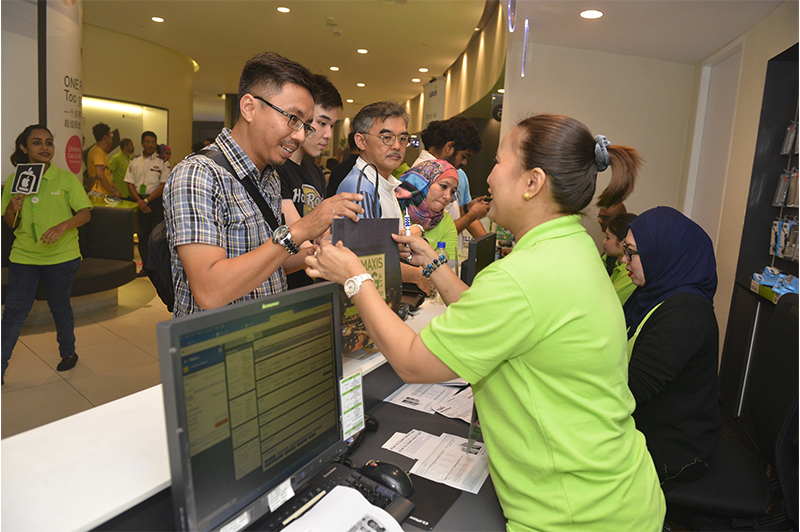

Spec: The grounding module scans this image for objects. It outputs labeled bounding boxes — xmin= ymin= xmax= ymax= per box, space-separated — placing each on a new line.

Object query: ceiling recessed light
xmin=357 ymin=83 xmax=365 ymax=87
xmin=411 ymin=78 xmax=420 ymax=83
xmin=357 ymin=49 xmax=368 ymax=54
xmin=151 ymin=16 xmax=164 ymax=23
xmin=498 ymin=88 xmax=505 ymax=93
xmin=277 ymin=7 xmax=290 ymax=13
xmin=346 ymin=99 xmax=354 ymax=103
xmin=580 ymin=10 xmax=603 ymax=19
xmin=330 ymin=66 xmax=339 ymax=71
xmin=419 ymin=68 xmax=428 ymax=73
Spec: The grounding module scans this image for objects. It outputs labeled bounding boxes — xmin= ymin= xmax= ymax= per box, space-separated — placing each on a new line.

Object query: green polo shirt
xmin=423 ymin=213 xmax=459 ymax=263
xmin=610 ymin=258 xmax=636 ymax=304
xmin=421 ymin=215 xmax=664 ymax=532
xmin=108 ymin=150 xmax=132 ymax=195
xmin=2 ymin=165 xmax=92 ymax=265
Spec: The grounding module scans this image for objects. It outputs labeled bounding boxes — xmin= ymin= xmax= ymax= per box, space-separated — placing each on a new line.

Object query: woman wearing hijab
xmin=620 ymin=206 xmax=720 ymax=486
xmin=396 ymin=159 xmax=460 ymax=261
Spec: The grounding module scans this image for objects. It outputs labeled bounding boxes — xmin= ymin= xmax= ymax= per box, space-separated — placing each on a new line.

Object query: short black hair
xmin=420 ymin=120 xmax=444 ymax=150
xmin=312 ymin=74 xmax=342 ymax=110
xmin=119 ymin=138 xmax=134 ymax=150
xmin=606 ymin=213 xmax=638 ymax=241
xmin=141 ymin=131 xmax=157 ymax=142
xmin=431 ymin=117 xmax=481 ymax=153
xmin=92 ymin=123 xmax=111 ymax=142
xmin=238 ymin=52 xmax=315 ymax=102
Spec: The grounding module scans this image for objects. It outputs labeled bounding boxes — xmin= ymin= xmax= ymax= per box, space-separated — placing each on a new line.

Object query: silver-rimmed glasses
xmin=362 ymin=132 xmax=412 ymax=147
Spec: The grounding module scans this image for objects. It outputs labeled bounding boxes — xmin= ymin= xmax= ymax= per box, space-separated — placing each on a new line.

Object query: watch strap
xmin=274 ymin=226 xmax=300 ymax=255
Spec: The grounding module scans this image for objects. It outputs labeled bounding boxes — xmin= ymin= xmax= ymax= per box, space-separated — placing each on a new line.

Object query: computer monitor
xmin=158 ymin=282 xmax=347 ymax=532
xmin=460 ymin=232 xmax=497 ymax=286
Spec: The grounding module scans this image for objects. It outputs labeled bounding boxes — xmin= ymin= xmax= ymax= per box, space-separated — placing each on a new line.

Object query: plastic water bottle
xmin=438 ymin=241 xmax=459 ymax=277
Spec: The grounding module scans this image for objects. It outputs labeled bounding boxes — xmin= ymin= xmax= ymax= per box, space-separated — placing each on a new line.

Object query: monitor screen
xmin=158 ymin=282 xmax=347 ymax=532
xmin=460 ymin=232 xmax=497 ymax=286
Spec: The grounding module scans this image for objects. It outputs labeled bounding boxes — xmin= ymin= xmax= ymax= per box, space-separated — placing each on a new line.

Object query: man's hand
xmin=294 ymin=192 xmax=363 ymax=243
xmin=465 ymin=196 xmax=490 ymax=219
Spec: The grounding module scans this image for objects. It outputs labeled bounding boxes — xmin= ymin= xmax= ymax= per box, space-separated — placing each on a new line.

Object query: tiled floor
xmin=1 ymin=277 xmax=172 ymax=439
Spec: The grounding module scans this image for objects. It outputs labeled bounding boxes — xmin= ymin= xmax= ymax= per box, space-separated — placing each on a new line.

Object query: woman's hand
xmin=305 ymin=239 xmax=365 ymax=285
xmin=40 ymin=222 xmax=67 ymax=245
xmin=393 ymin=232 xmax=437 ymax=268
xmin=6 ymin=195 xmax=24 ymax=215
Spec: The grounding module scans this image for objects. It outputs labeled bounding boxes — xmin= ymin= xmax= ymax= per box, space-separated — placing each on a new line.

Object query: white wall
xmin=82 ymin=25 xmax=194 ymax=163
xmin=2 ymin=0 xmax=40 ymax=183
xmin=502 ymin=41 xmax=696 ymax=244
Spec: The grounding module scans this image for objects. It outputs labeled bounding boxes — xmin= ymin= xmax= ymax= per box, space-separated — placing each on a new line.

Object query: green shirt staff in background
xmin=108 ymin=138 xmax=134 ymax=198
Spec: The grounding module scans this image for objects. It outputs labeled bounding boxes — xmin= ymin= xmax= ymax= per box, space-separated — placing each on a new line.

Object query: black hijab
xmin=623 ymin=206 xmax=717 ymax=338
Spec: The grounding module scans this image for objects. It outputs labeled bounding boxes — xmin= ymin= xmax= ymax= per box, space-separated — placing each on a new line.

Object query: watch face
xmin=344 ymin=278 xmax=357 ymax=297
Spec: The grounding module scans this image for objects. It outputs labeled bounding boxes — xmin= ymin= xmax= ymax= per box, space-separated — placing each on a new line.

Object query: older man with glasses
xmin=336 ymin=101 xmax=430 ymax=293
xmin=163 ymin=52 xmax=363 ymax=316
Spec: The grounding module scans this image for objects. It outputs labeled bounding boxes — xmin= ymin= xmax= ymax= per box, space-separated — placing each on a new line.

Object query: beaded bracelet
xmin=421 ymin=254 xmax=447 ymax=278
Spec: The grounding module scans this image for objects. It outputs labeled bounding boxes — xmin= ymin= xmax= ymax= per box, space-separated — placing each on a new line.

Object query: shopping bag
xmin=332 ymin=164 xmax=402 ymax=353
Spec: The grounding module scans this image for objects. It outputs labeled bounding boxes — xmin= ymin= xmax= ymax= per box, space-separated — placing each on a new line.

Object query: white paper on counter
xmin=431 ymin=386 xmax=473 ymax=423
xmin=384 ymin=383 xmax=458 ymax=413
xmin=381 ymin=429 xmax=442 ymax=460
xmin=409 ymin=433 xmax=489 ymax=494
xmin=282 ymin=485 xmax=403 ymax=532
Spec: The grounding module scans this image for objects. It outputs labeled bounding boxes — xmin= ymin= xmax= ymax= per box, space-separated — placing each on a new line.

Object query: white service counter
xmin=1 ymin=301 xmax=445 ymax=532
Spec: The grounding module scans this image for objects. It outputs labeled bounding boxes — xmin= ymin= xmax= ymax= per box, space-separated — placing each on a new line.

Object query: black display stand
xmin=718 ymin=43 xmax=799 ymax=448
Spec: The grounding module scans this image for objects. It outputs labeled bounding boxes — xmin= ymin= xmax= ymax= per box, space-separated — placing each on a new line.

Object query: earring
xmin=523 ymin=192 xmax=531 ymax=201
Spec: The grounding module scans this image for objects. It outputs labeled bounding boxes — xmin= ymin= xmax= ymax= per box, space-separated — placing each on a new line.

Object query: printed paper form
xmin=382 ymin=429 xmax=442 ymax=460
xmin=384 ymin=383 xmax=460 ymax=413
xmin=340 ymin=371 xmax=365 ymax=440
xmin=409 ymin=433 xmax=489 ymax=494
xmin=431 ymin=387 xmax=473 ymax=423
xmin=281 ymin=485 xmax=403 ymax=532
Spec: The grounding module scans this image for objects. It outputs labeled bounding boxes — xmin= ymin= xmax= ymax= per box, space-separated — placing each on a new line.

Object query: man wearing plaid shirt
xmin=163 ymin=52 xmax=363 ymax=316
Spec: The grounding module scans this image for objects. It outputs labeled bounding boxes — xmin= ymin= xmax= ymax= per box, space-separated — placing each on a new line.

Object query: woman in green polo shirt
xmin=603 ymin=212 xmax=638 ymax=305
xmin=307 ymin=114 xmax=665 ymax=531
xmin=2 ymin=125 xmax=92 ymax=382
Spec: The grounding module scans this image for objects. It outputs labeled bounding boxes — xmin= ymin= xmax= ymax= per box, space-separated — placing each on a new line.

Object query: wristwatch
xmin=272 ymin=225 xmax=300 ymax=255
xmin=344 ymin=273 xmax=373 ymax=298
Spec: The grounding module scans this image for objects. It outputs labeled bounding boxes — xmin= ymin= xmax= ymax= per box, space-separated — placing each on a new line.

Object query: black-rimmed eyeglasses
xmin=253 ymin=96 xmax=316 ymax=138
xmin=362 ymin=132 xmax=412 ymax=147
xmin=622 ymin=243 xmax=639 ymax=261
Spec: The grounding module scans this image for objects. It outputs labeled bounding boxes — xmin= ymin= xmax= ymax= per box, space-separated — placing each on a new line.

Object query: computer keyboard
xmin=254 ymin=463 xmax=415 ymax=531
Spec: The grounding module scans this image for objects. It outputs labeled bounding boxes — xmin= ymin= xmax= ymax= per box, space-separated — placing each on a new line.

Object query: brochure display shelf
xmin=718 ymin=43 xmax=798 ymax=443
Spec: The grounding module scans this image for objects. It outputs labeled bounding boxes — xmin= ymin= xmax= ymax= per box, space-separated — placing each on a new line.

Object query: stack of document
xmin=382 ymin=430 xmax=489 ymax=494
xmin=384 ymin=383 xmax=472 ymax=423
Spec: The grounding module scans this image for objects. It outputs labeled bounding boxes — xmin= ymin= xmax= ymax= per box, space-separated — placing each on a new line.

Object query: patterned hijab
xmin=396 ymin=159 xmax=458 ymax=231
xmin=622 ymin=206 xmax=717 ymax=338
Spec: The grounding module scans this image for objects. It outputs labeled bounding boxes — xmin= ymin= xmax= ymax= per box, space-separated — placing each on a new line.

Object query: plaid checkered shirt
xmin=163 ymin=128 xmax=287 ymax=317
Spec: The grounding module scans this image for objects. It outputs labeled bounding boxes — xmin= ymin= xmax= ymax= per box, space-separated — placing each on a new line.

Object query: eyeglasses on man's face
xmin=253 ymin=95 xmax=316 ymax=138
xmin=622 ymin=243 xmax=639 ymax=261
xmin=362 ymin=132 xmax=412 ymax=148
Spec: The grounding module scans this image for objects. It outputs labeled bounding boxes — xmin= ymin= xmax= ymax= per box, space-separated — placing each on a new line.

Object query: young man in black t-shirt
xmin=277 ymin=74 xmax=342 ymax=289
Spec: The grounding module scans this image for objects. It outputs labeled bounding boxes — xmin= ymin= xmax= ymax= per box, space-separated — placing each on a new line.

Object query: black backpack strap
xmin=198 ymin=149 xmax=281 ymax=230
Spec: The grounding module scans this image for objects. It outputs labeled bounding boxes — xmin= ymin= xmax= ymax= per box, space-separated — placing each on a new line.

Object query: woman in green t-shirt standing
xmin=307 ymin=114 xmax=665 ymax=531
xmin=2 ymin=125 xmax=92 ymax=382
